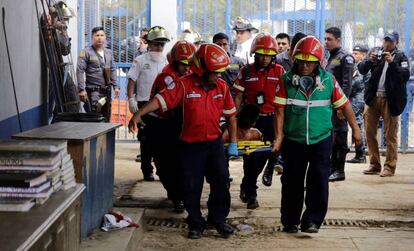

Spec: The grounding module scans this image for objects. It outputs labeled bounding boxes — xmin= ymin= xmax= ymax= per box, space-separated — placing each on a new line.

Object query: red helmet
xmin=250 ymin=33 xmax=278 ymax=56
xmin=190 ymin=43 xmax=230 ymax=76
xmin=293 ymin=36 xmax=324 ymax=62
xmin=167 ymin=41 xmax=196 ymax=64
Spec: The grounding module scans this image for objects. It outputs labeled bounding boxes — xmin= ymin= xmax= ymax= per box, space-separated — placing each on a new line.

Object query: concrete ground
xmin=113 ymin=142 xmax=414 ymax=251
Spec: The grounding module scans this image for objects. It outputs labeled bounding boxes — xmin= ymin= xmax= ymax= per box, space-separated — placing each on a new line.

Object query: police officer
xmin=232 ymin=16 xmax=259 ymax=64
xmin=273 ymin=36 xmax=361 ymax=234
xmin=347 ymin=44 xmax=370 ymax=163
xmin=129 ymin=43 xmax=238 ymax=239
xmin=148 ymin=40 xmax=196 ymax=213
xmin=324 ymin=27 xmax=355 ymax=182
xmin=213 ymin=32 xmax=244 ymax=96
xmin=127 ymin=26 xmax=171 ymax=181
xmin=77 ymin=26 xmax=120 ymax=121
xmin=234 ymin=33 xmax=285 ymax=208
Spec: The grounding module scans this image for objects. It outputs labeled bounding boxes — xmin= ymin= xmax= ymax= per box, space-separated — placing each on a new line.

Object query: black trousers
xmin=355 ymin=122 xmax=366 ymax=153
xmin=240 ymin=115 xmax=274 ymax=198
xmin=331 ymin=130 xmax=349 ymax=172
xmin=138 ymin=101 xmax=154 ymax=175
xmin=281 ymin=136 xmax=332 ymax=228
xmin=150 ymin=116 xmax=182 ymax=202
xmin=86 ymin=89 xmax=111 ymax=122
xmin=241 ymin=152 xmax=268 ymax=198
xmin=178 ymin=139 xmax=230 ymax=231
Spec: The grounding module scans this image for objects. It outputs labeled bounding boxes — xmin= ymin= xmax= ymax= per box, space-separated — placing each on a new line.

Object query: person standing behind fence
xmin=213 ymin=32 xmax=244 ymax=95
xmin=346 ymin=44 xmax=370 ymax=164
xmin=275 ymin=32 xmax=306 ymax=72
xmin=232 ymin=16 xmax=258 ymax=64
xmin=275 ymin=33 xmax=290 ymax=54
xmin=134 ymin=27 xmax=149 ymax=58
xmin=358 ymin=31 xmax=410 ymax=177
xmin=127 ymin=26 xmax=171 ymax=181
xmin=77 ymin=26 xmax=120 ymax=121
xmin=324 ymin=27 xmax=355 ymax=182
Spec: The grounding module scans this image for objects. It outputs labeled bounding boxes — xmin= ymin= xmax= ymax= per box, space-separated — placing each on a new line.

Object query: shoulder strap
xmin=90 ymin=46 xmax=105 ymax=70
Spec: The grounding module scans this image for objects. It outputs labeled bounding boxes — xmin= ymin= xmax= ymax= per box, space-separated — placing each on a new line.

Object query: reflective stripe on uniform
xmin=267 ymin=77 xmax=279 ymax=81
xmin=155 ymin=94 xmax=168 ymax=112
xmin=233 ymin=84 xmax=245 ymax=92
xmin=274 ymin=96 xmax=287 ymax=105
xmin=223 ymin=107 xmax=237 ymax=115
xmin=245 ymin=77 xmax=259 ymax=82
xmin=332 ymin=95 xmax=348 ymax=108
xmin=286 ymin=98 xmax=331 ymax=107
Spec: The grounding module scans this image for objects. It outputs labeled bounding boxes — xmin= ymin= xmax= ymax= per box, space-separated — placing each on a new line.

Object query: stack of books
xmin=0 ymin=139 xmax=76 ymax=212
xmin=60 ymin=151 xmax=76 ymax=190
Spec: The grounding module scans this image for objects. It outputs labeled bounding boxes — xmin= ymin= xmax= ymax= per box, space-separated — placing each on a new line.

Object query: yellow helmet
xmin=294 ymin=53 xmax=320 ymax=62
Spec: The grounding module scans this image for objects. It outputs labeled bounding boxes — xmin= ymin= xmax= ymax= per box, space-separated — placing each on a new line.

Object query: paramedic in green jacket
xmin=272 ymin=36 xmax=361 ymax=234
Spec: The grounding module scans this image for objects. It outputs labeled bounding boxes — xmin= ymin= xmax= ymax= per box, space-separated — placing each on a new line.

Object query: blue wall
xmin=0 ymin=104 xmax=48 ymax=139
xmin=0 ymin=1 xmax=49 ymax=138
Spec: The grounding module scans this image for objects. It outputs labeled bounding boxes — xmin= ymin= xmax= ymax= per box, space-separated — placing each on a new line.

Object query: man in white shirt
xmin=127 ymin=26 xmax=171 ymax=181
xmin=232 ymin=17 xmax=258 ymax=64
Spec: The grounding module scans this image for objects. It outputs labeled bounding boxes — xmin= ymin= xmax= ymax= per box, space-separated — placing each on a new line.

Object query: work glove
xmin=227 ymin=142 xmax=238 ymax=157
xmin=128 ymin=94 xmax=138 ymax=113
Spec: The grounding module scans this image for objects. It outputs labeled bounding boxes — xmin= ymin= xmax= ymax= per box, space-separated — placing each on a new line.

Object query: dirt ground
xmin=114 ymin=142 xmax=414 ymax=251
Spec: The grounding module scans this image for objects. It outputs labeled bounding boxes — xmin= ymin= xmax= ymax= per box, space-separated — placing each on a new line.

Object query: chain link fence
xmin=79 ymin=0 xmax=414 ymax=149
xmin=78 ymin=0 xmax=149 ymax=140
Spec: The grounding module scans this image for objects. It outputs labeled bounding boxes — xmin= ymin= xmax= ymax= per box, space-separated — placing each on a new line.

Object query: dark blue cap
xmin=384 ymin=31 xmax=399 ymax=42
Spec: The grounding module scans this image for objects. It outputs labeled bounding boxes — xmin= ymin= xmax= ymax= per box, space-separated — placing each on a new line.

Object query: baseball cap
xmin=384 ymin=31 xmax=399 ymax=42
xmin=353 ymin=44 xmax=368 ymax=52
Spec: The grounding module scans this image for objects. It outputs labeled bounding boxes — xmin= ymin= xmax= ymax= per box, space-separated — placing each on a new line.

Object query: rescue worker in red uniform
xmin=129 ymin=44 xmax=238 ymax=239
xmin=273 ymin=36 xmax=361 ymax=234
xmin=233 ymin=33 xmax=285 ymax=209
xmin=147 ymin=41 xmax=196 ymax=213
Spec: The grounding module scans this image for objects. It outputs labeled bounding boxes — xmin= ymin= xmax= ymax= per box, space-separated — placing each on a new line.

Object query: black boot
xmin=143 ymin=173 xmax=155 ymax=181
xmin=215 ymin=223 xmax=235 ymax=238
xmin=173 ymin=200 xmax=185 ymax=213
xmin=329 ymin=170 xmax=345 ymax=181
xmin=246 ymin=197 xmax=259 ymax=209
xmin=329 ymin=150 xmax=347 ymax=182
xmin=261 ymin=159 xmax=274 ymax=187
xmin=346 ymin=149 xmax=366 ymax=163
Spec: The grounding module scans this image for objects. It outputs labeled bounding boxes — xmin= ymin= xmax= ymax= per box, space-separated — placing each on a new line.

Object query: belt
xmin=86 ymin=86 xmax=108 ymax=92
xmin=259 ymin=112 xmax=274 ymax=116
xmin=376 ymin=92 xmax=386 ymax=97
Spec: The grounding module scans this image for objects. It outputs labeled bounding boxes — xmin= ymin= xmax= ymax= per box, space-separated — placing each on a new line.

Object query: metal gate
xmin=177 ymin=0 xmax=414 ymax=152
xmin=79 ymin=0 xmax=414 ymax=150
xmin=78 ymin=0 xmax=150 ymax=140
